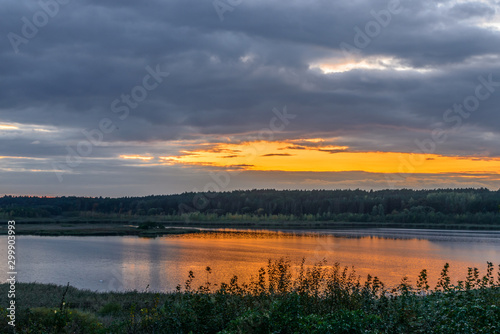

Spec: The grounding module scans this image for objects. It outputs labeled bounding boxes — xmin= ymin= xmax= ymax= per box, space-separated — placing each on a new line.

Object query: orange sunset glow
xmin=2 ymin=0 xmax=500 ymax=197
xmin=4 ymin=1 xmax=500 ymax=331
xmin=158 ymin=140 xmax=500 ymax=175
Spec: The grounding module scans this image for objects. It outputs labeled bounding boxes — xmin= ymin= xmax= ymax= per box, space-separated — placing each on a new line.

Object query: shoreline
xmin=1 ymin=220 xmax=500 ymax=237
xmin=1 ymin=269 xmax=499 ymax=333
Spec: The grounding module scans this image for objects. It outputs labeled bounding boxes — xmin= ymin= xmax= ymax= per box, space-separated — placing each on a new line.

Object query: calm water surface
xmin=2 ymin=228 xmax=500 ymax=292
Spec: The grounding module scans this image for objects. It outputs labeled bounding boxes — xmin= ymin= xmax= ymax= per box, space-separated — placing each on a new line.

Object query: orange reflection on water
xmin=7 ymin=232 xmax=499 ymax=292
xmin=112 ymin=231 xmax=500 ymax=291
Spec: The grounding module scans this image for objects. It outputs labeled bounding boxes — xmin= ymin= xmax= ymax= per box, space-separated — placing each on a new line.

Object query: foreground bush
xmin=1 ymin=259 xmax=500 ymax=333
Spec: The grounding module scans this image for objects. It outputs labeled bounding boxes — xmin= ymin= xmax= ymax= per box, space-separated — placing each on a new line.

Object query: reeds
xmin=1 ymin=259 xmax=499 ymax=333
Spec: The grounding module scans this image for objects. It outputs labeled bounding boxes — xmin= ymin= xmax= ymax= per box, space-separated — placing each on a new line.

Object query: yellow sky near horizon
xmin=146 ymin=140 xmax=500 ymax=175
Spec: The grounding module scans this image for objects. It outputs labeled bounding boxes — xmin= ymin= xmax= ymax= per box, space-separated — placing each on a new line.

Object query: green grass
xmin=0 ymin=222 xmax=202 ymax=237
xmin=2 ymin=219 xmax=500 ymax=238
xmin=1 ymin=259 xmax=500 ymax=333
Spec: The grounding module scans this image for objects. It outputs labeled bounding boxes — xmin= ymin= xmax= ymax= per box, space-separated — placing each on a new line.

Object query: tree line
xmin=1 ymin=188 xmax=500 ymax=225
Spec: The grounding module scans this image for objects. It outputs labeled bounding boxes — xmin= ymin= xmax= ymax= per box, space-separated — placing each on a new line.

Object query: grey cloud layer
xmin=1 ymin=0 xmax=500 ymax=195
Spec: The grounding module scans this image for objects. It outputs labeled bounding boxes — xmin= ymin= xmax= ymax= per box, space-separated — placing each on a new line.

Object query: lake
xmin=2 ymin=228 xmax=500 ymax=292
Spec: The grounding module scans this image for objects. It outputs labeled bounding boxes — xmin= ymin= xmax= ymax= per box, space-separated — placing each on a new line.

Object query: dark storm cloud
xmin=1 ymin=0 xmax=500 ymax=195
xmin=261 ymin=153 xmax=294 ymax=157
xmin=450 ymin=2 xmax=496 ymax=19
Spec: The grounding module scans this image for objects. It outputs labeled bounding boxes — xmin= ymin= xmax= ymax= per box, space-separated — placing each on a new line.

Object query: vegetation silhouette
xmin=2 ymin=258 xmax=500 ymax=333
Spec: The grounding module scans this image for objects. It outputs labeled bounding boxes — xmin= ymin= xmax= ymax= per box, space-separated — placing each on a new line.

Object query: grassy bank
xmin=0 ymin=222 xmax=202 ymax=237
xmin=2 ymin=219 xmax=500 ymax=237
xmin=1 ymin=259 xmax=499 ymax=333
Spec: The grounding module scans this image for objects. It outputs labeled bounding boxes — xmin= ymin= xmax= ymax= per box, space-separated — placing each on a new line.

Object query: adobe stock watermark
xmin=178 ymin=106 xmax=296 ymax=219
xmin=213 ymin=0 xmax=242 ymax=21
xmin=340 ymin=0 xmax=402 ymax=59
xmin=6 ymin=220 xmax=16 ymax=328
xmin=51 ymin=64 xmax=169 ymax=182
xmin=7 ymin=0 xmax=71 ymax=54
xmin=312 ymin=236 xmax=339 ymax=263
xmin=385 ymin=74 xmax=500 ymax=188
xmin=105 ymin=268 xmax=125 ymax=291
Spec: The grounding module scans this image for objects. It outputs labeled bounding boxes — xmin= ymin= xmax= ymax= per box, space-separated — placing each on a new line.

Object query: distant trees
xmin=1 ymin=188 xmax=499 ymax=225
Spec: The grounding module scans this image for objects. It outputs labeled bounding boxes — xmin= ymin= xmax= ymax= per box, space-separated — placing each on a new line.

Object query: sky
xmin=1 ymin=0 xmax=500 ymax=197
